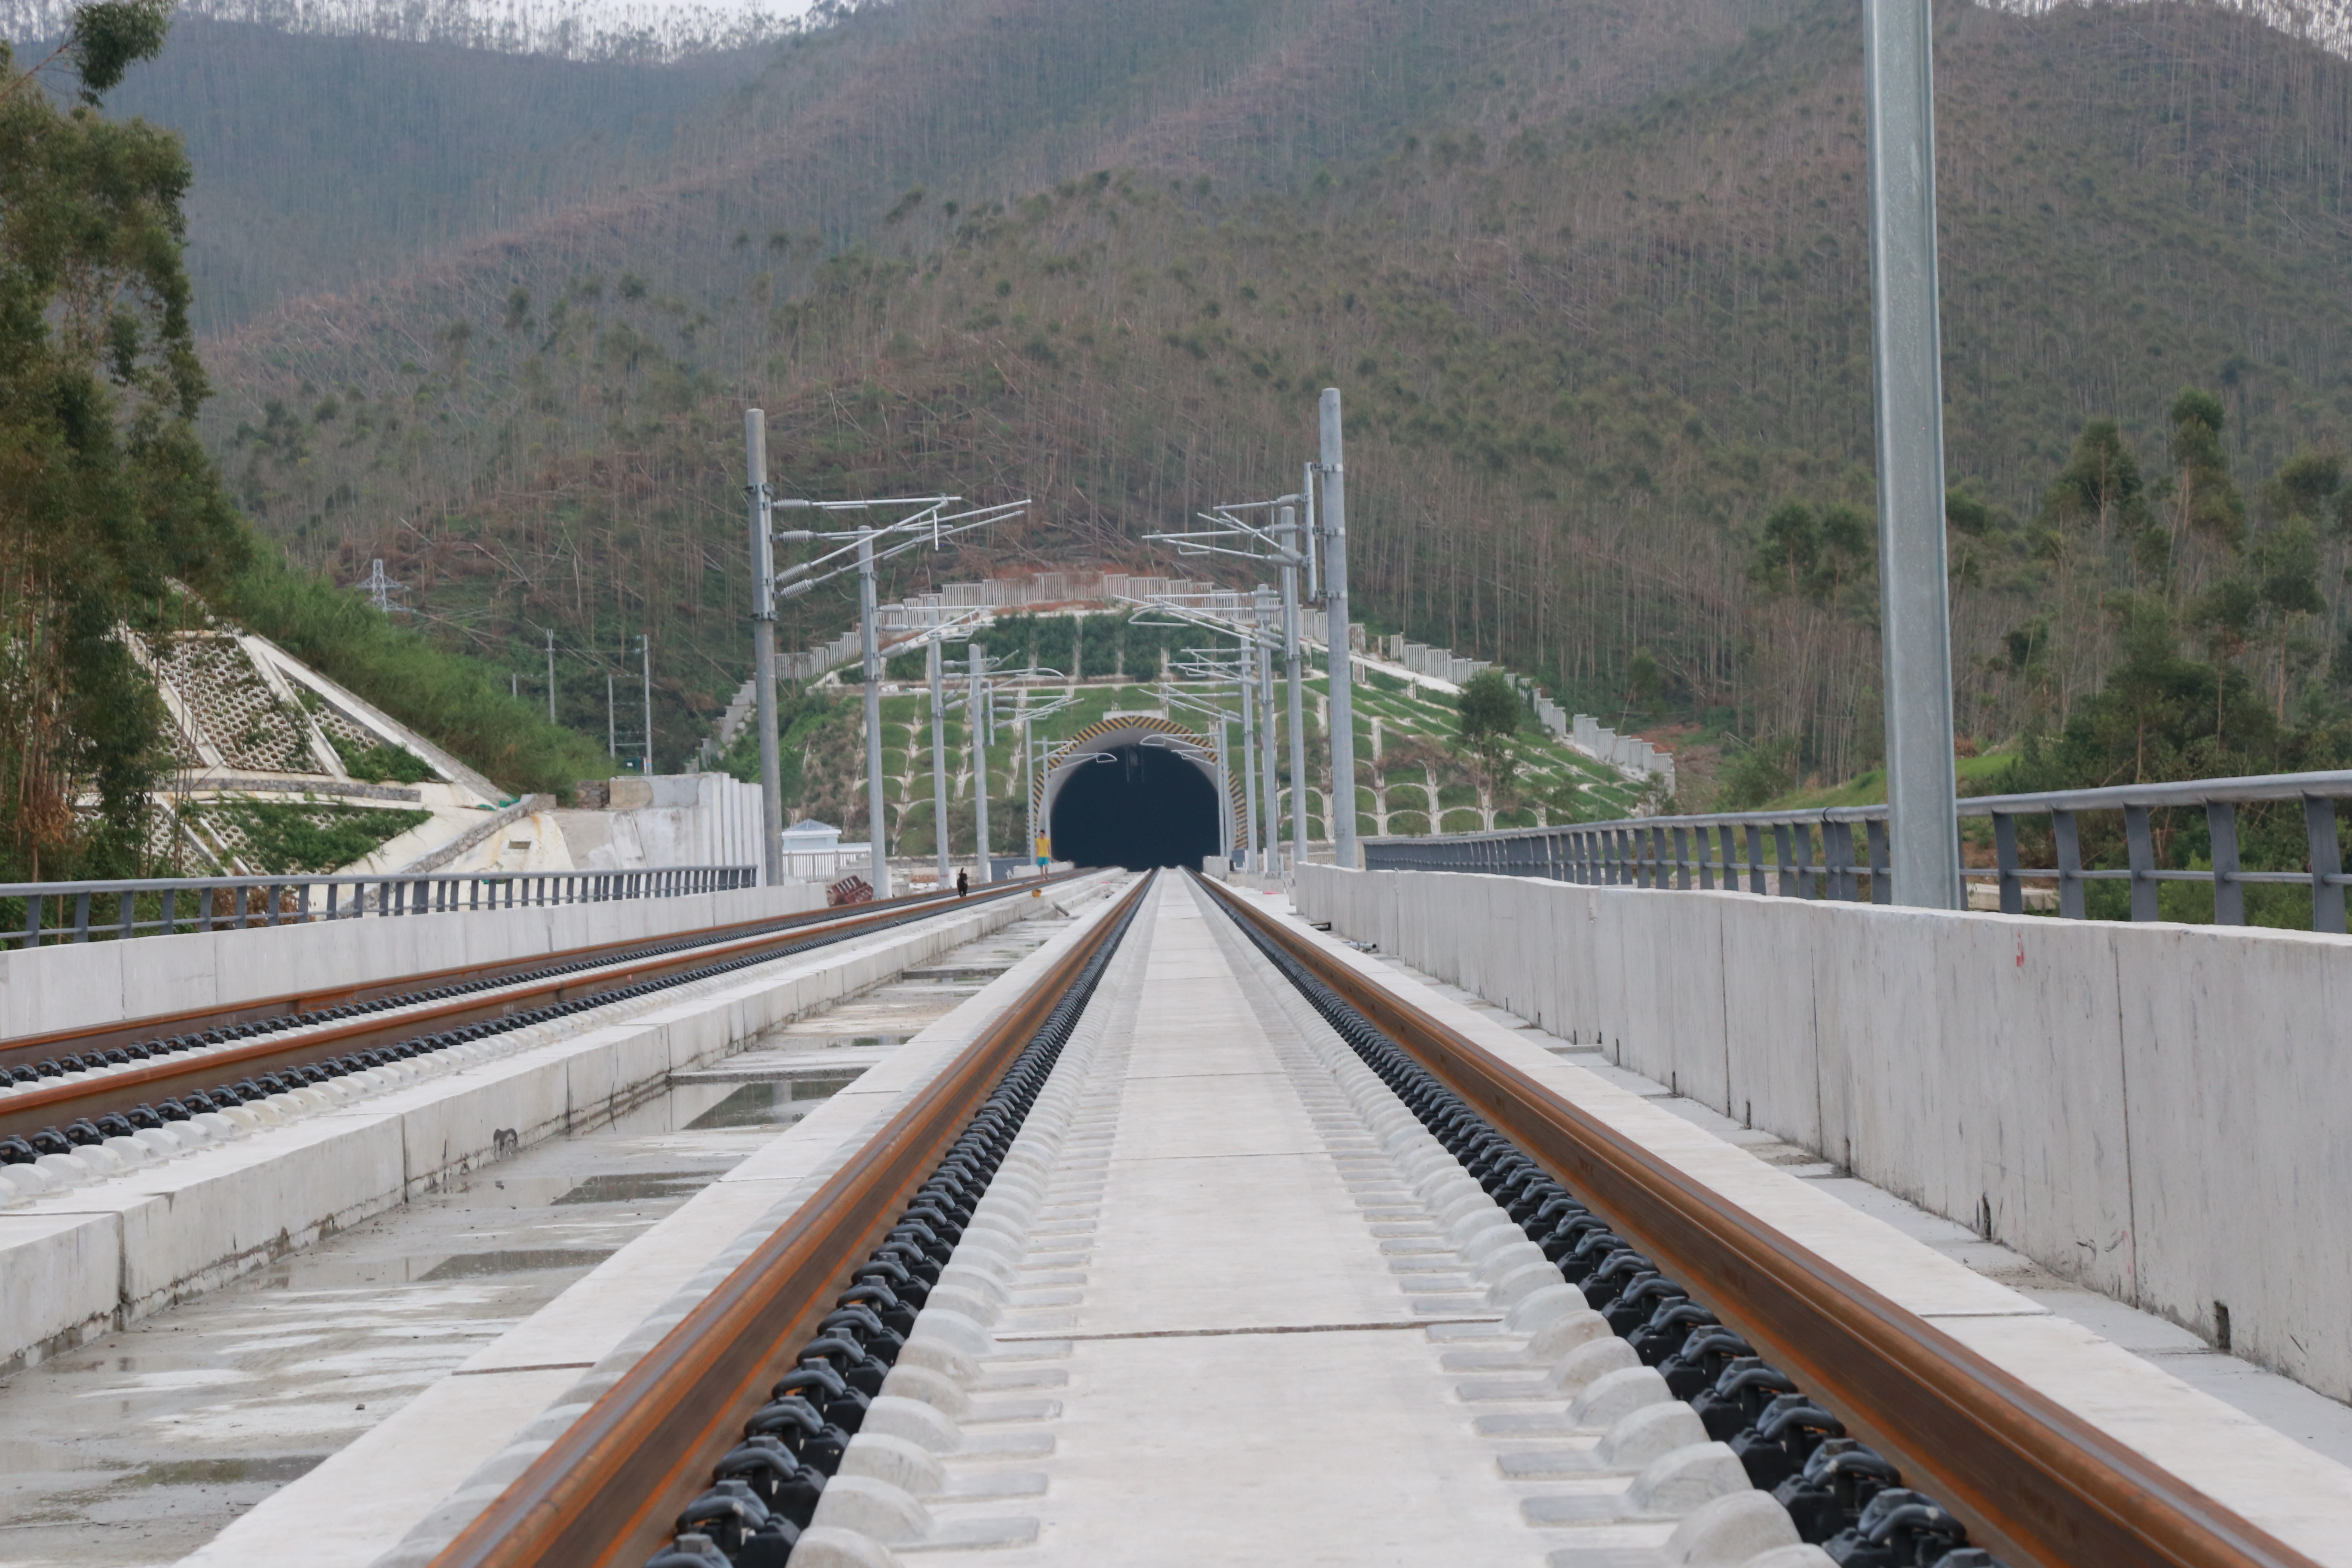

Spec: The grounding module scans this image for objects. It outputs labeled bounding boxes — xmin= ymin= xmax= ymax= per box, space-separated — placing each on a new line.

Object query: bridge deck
xmin=3 ymin=871 xmax=2350 ymax=1568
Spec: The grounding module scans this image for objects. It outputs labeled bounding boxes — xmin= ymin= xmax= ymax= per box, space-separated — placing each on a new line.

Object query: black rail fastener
xmin=630 ymin=883 xmax=1144 ymax=1568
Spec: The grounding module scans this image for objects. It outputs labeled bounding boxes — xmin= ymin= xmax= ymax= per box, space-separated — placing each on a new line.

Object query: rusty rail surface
xmin=1200 ymin=875 xmax=2315 ymax=1568
xmin=426 ymin=871 xmax=1148 ymax=1568
xmin=0 ymin=874 xmax=1077 ymax=1144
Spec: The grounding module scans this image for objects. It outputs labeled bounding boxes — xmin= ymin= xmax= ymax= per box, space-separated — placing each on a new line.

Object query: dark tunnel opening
xmin=1048 ymin=743 xmax=1222 ymax=871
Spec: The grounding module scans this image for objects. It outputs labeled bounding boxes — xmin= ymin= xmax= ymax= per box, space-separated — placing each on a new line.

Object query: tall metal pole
xmin=545 ymin=629 xmax=557 ymax=725
xmin=1022 ymin=715 xmax=1036 ymax=878
xmin=745 ymin=409 xmax=783 ymax=886
xmin=1215 ymin=719 xmax=1233 ymax=862
xmin=928 ymin=639 xmax=951 ymax=887
xmin=1866 ymin=0 xmax=1961 ymax=910
xmin=1302 ymin=462 xmax=1320 ymax=603
xmin=1239 ymin=667 xmax=1260 ymax=873
xmin=639 ymin=634 xmax=653 ymax=778
xmin=606 ymin=674 xmax=615 ymax=758
xmin=1279 ymin=505 xmax=1308 ymax=873
xmin=1256 ymin=593 xmax=1280 ymax=873
xmin=857 ymin=530 xmax=889 ymax=896
xmin=969 ymin=644 xmax=991 ymax=884
xmin=1320 ymin=389 xmax=1359 ymax=867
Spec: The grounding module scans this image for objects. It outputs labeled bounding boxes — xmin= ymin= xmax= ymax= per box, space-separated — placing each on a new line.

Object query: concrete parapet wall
xmin=0 ymin=883 xmax=824 ymax=1044
xmin=1293 ymin=864 xmax=2352 ymax=1401
xmin=0 ymin=881 xmax=1094 ymax=1373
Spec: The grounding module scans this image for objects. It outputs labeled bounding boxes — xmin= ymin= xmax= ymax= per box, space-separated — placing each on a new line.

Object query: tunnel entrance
xmin=1048 ymin=743 xmax=1222 ymax=871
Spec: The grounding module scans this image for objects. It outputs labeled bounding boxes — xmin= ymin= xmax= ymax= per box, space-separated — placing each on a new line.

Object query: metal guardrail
xmin=1361 ymin=769 xmax=2352 ymax=929
xmin=0 ymin=865 xmax=759 ymax=951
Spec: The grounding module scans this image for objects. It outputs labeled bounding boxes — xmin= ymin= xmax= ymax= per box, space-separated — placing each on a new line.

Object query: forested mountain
xmin=103 ymin=16 xmax=767 ymax=330
xmin=137 ymin=0 xmax=2352 ymax=788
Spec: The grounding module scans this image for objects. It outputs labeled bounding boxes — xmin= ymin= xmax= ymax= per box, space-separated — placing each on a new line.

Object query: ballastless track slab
xmin=387 ymin=871 xmax=2341 ymax=1568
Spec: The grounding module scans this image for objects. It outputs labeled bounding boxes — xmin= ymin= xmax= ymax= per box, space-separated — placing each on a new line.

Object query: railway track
xmin=0 ymin=875 xmax=1072 ymax=1162
xmin=134 ymin=868 xmax=2326 ymax=1568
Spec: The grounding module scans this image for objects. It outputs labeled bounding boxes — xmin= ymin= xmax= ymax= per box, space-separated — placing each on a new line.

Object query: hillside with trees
xmin=13 ymin=0 xmax=2352 ymax=835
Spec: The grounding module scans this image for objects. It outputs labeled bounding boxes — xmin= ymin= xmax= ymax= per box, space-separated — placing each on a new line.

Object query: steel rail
xmin=1199 ymin=876 xmax=2318 ymax=1568
xmin=0 ymin=880 xmax=986 ymax=1070
xmin=0 ymin=876 xmax=1076 ymax=1144
xmin=424 ymin=872 xmax=1148 ymax=1568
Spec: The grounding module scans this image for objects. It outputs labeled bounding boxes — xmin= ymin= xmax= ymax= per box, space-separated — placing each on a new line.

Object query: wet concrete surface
xmin=0 ymin=917 xmax=1052 ymax=1568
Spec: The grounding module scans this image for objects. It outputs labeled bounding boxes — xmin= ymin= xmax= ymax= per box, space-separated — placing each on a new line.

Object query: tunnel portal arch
xmin=1036 ymin=717 xmax=1240 ymax=870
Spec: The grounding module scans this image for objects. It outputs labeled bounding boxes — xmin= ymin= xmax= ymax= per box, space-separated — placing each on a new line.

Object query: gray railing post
xmin=1825 ymin=822 xmax=1853 ymax=902
xmin=1993 ymin=812 xmax=2021 ymax=915
xmin=2208 ymin=801 xmax=2243 ymax=925
xmin=1794 ymin=824 xmax=1816 ymax=899
xmin=1746 ymin=824 xmax=1767 ymax=894
xmin=1672 ymin=826 xmax=1690 ymax=890
xmin=2124 ymin=806 xmax=2158 ymax=921
xmin=1773 ymin=824 xmax=1795 ymax=896
xmin=2307 ymin=796 xmax=2345 ymax=934
xmin=2052 ymin=810 xmax=2085 ymax=920
xmin=73 ymin=890 xmax=91 ymax=942
xmin=26 ymin=893 xmax=40 ymax=947
xmin=1867 ymin=819 xmax=1890 ymax=903
xmin=118 ymin=888 xmax=136 ymax=942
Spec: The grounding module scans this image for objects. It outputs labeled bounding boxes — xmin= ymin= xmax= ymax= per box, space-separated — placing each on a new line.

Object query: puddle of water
xmin=123 ymin=1455 xmax=325 ymax=1488
xmin=416 ymin=1248 xmax=617 ymax=1281
xmin=765 ymin=1029 xmax=910 ymax=1050
xmin=600 ymin=1080 xmax=740 ymax=1136
xmin=685 ymin=1080 xmax=850 ymax=1130
xmin=552 ymin=1170 xmax=717 ymax=1206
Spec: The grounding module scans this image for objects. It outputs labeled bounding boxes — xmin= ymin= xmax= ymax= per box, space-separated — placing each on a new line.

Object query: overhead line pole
xmin=744 ymin=410 xmax=783 ymax=887
xmin=857 ymin=530 xmax=889 ymax=897
xmin=1256 ymin=587 xmax=1280 ymax=873
xmin=1239 ymin=664 xmax=1260 ymax=872
xmin=1865 ymin=0 xmax=1962 ymax=909
xmin=1320 ymin=388 xmax=1359 ymax=869
xmin=970 ymin=643 xmax=991 ymax=884
xmin=1279 ymin=505 xmax=1308 ymax=873
xmin=545 ymin=630 xmax=556 ymax=725
xmin=928 ymin=638 xmax=951 ymax=888
xmin=638 ymin=634 xmax=653 ymax=778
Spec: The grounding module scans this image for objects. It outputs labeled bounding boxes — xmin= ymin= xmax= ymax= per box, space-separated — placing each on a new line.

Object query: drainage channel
xmin=0 ymin=880 xmax=1064 ymax=1186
